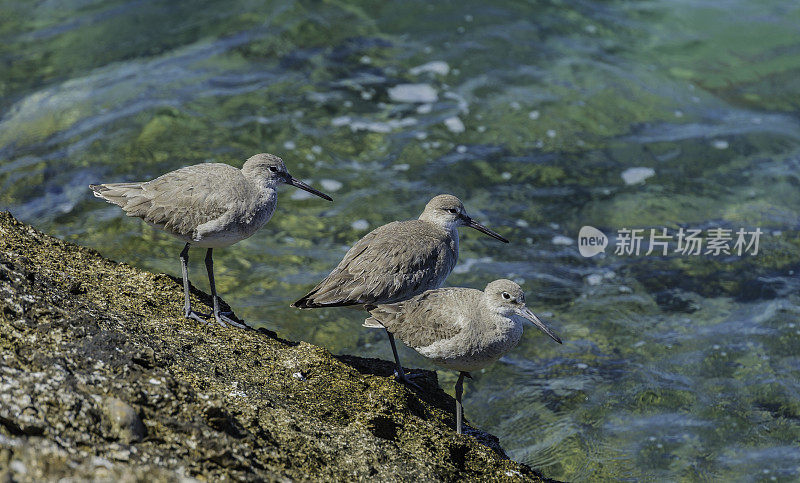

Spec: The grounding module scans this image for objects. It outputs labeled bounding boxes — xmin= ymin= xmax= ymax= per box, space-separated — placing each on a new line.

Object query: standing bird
xmin=291 ymin=194 xmax=509 ymax=383
xmin=90 ymin=153 xmax=332 ymax=328
xmin=363 ymin=279 xmax=562 ymax=434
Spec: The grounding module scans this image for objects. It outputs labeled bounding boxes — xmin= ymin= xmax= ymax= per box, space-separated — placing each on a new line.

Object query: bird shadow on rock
xmin=161 ymin=274 xmax=298 ymax=346
xmin=158 ymin=271 xmax=506 ymax=456
xmin=334 ymin=354 xmax=509 ymax=457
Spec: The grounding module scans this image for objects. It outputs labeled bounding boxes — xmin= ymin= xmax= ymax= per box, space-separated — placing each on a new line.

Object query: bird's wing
xmin=292 ymin=221 xmax=455 ymax=308
xmin=91 ymin=164 xmax=243 ymax=238
xmin=366 ymin=287 xmax=472 ymax=349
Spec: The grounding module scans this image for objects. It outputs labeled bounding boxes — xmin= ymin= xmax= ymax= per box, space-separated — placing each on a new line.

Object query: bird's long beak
xmin=518 ymin=306 xmax=562 ymax=344
xmin=465 ymin=216 xmax=509 ymax=243
xmin=286 ymin=175 xmax=333 ymax=201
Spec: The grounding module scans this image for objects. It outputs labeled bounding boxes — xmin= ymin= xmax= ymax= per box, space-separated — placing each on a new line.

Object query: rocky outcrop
xmin=0 ymin=212 xmax=546 ymax=481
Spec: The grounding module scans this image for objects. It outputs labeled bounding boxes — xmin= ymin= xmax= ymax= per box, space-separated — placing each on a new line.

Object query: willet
xmin=291 ymin=194 xmax=509 ymax=384
xmin=363 ymin=279 xmax=562 ymax=434
xmin=90 ymin=153 xmax=332 ymax=327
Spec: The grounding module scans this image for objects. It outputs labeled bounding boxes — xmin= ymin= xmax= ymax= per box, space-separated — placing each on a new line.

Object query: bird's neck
xmin=419 ymin=213 xmax=460 ymax=236
xmin=486 ymin=302 xmax=523 ymax=333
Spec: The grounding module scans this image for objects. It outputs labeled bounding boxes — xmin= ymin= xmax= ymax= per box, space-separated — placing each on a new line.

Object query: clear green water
xmin=2 ymin=1 xmax=799 ymax=480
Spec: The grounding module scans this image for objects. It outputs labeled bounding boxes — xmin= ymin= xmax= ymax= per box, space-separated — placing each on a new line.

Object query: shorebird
xmin=90 ymin=153 xmax=332 ymax=328
xmin=363 ymin=279 xmax=562 ymax=434
xmin=291 ymin=194 xmax=509 ymax=384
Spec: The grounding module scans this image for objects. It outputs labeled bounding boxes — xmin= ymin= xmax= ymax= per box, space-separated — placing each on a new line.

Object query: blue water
xmin=2 ymin=1 xmax=799 ymax=480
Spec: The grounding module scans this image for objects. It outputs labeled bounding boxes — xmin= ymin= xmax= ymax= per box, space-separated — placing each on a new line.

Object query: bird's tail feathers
xmin=89 ymin=182 xmax=146 ymax=208
xmin=362 ymin=316 xmax=385 ymax=329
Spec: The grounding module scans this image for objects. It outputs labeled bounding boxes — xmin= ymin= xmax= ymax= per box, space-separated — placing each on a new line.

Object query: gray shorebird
xmin=90 ymin=153 xmax=332 ymax=328
xmin=291 ymin=194 xmax=509 ymax=384
xmin=363 ymin=279 xmax=562 ymax=434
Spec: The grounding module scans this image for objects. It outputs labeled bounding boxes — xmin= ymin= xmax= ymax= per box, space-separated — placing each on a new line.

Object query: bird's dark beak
xmin=286 ymin=175 xmax=333 ymax=201
xmin=518 ymin=306 xmax=562 ymax=344
xmin=465 ymin=216 xmax=509 ymax=243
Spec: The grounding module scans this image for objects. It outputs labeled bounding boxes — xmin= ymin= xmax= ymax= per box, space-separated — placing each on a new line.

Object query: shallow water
xmin=2 ymin=1 xmax=799 ymax=480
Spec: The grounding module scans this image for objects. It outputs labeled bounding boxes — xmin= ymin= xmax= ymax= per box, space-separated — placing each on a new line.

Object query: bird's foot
xmin=214 ymin=311 xmax=248 ymax=329
xmin=393 ymin=369 xmax=423 ymax=390
xmin=185 ymin=309 xmax=211 ymax=324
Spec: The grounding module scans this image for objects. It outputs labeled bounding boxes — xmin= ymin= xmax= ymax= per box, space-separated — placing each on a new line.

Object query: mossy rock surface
xmin=0 ymin=211 xmax=549 ymax=481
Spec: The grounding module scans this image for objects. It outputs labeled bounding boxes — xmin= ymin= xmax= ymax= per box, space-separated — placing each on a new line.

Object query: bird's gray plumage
xmin=91 ymin=158 xmax=280 ymax=247
xmin=90 ymin=153 xmax=332 ymax=327
xmin=364 ymin=287 xmax=469 ymax=349
xmin=292 ymin=194 xmax=507 ymax=309
xmin=364 ymin=280 xmax=562 ymax=372
xmin=365 ymin=279 xmax=562 ymax=434
xmin=293 ymin=219 xmax=458 ymax=307
xmin=291 ymin=194 xmax=508 ymax=386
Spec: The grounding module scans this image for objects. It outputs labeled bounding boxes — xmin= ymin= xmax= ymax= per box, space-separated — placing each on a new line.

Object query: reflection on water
xmin=2 ymin=0 xmax=799 ymax=480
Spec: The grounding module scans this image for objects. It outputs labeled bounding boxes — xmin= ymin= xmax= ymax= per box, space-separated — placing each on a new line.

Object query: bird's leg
xmin=386 ymin=330 xmax=422 ymax=388
xmin=454 ymin=371 xmax=471 ymax=434
xmin=204 ymin=248 xmax=247 ymax=329
xmin=180 ymin=243 xmax=210 ymax=323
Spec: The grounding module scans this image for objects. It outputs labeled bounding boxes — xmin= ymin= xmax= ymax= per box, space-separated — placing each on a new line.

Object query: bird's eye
xmin=446 ymin=208 xmax=458 ymax=214
xmin=502 ymin=292 xmax=511 ymax=300
xmin=268 ymin=166 xmax=279 ymax=173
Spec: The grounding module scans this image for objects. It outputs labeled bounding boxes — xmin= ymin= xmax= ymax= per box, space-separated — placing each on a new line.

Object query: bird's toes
xmin=185 ymin=310 xmax=211 ymax=325
xmin=216 ymin=313 xmax=249 ymax=330
xmin=393 ymin=370 xmax=423 ymax=390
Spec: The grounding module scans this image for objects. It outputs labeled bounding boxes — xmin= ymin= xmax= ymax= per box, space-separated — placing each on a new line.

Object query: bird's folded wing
xmin=93 ymin=164 xmax=239 ymax=238
xmin=297 ymin=222 xmax=454 ymax=307
xmin=367 ymin=288 xmax=466 ymax=349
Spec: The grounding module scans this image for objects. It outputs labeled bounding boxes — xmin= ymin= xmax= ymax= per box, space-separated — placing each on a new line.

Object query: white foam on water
xmin=290 ymin=190 xmax=314 ymax=200
xmin=319 ymin=179 xmax=343 ymax=192
xmin=409 ymin=61 xmax=450 ymax=76
xmin=283 ymin=140 xmax=296 ymax=150
xmin=586 ymin=274 xmax=603 ymax=286
xmin=443 ymin=91 xmax=470 ymax=113
xmin=331 ymin=116 xmax=417 ymax=133
xmin=452 ymin=256 xmax=493 ymax=274
xmin=331 ymin=116 xmax=350 ymax=127
xmin=388 ymin=83 xmax=438 ymax=103
xmin=529 ymin=110 xmax=540 ymax=120
xmin=351 ymin=219 xmax=369 ymax=231
xmin=712 ymin=139 xmax=729 ymax=149
xmin=621 ymin=167 xmax=655 ymax=185
xmin=444 ymin=116 xmax=465 ymax=133
xmin=552 ymin=235 xmax=574 ymax=245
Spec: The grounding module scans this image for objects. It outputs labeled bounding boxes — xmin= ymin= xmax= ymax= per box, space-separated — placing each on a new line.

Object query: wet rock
xmin=0 ymin=212 xmax=549 ymax=481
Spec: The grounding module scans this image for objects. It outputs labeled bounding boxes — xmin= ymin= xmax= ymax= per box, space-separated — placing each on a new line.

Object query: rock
xmin=0 ymin=211 xmax=550 ymax=481
xmin=103 ymin=398 xmax=146 ymax=443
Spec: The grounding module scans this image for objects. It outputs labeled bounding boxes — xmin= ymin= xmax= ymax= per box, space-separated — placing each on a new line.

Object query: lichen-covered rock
xmin=0 ymin=211 xmax=549 ymax=481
